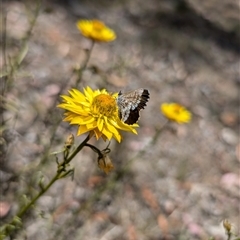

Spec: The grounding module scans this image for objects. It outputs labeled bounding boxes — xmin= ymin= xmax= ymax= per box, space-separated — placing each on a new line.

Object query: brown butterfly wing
xmin=117 ymin=89 xmax=149 ymax=125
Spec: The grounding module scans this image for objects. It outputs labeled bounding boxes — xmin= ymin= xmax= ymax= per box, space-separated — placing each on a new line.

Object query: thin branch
xmin=1 ymin=134 xmax=90 ymax=238
xmin=75 ymin=40 xmax=95 ymax=87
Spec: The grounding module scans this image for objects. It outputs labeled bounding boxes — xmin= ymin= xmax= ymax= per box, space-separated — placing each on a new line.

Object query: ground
xmin=0 ymin=0 xmax=239 ymax=240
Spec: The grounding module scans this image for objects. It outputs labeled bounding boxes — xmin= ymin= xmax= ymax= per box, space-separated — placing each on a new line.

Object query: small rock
xmin=220 ymin=111 xmax=238 ymax=126
xmin=163 ymin=200 xmax=176 ymax=215
xmin=0 ymin=201 xmax=11 ymax=218
xmin=220 ymin=173 xmax=240 ymax=196
xmin=221 ymin=128 xmax=238 ymax=145
xmin=193 ymin=105 xmax=209 ymax=118
xmin=0 ymin=170 xmax=13 ymax=182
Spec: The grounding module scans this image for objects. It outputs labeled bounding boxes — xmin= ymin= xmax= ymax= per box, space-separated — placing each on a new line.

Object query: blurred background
xmin=1 ymin=0 xmax=239 ymax=239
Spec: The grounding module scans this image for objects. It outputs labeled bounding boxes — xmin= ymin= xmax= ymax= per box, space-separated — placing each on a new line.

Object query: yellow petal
xmin=77 ymin=125 xmax=89 ymax=135
xmin=97 ymin=117 xmax=104 ymax=131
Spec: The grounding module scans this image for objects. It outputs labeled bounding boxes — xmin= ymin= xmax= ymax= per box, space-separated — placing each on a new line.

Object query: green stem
xmin=151 ymin=119 xmax=169 ymax=146
xmin=85 ymin=143 xmax=102 ymax=156
xmin=1 ymin=134 xmax=90 ymax=237
xmin=28 ymin=134 xmax=90 ymax=214
xmin=75 ymin=40 xmax=95 ymax=88
xmin=17 ymin=173 xmax=60 ymax=218
xmin=4 ymin=0 xmax=41 ymax=92
xmin=65 ymin=134 xmax=90 ymax=164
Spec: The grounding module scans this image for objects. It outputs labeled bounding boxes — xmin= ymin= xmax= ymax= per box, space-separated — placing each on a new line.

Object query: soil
xmin=1 ymin=0 xmax=239 ymax=239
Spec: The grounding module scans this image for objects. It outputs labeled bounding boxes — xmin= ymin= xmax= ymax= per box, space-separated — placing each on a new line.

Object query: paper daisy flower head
xmin=57 ymin=87 xmax=140 ymax=143
xmin=76 ymin=19 xmax=116 ymax=42
xmin=161 ymin=103 xmax=191 ymax=124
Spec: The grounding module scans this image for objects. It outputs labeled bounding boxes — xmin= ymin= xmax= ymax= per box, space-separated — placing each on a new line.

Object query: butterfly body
xmin=117 ymin=88 xmax=149 ymax=125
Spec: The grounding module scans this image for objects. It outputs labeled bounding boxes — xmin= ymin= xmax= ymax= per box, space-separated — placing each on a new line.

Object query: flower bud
xmin=65 ymin=134 xmax=74 ymax=149
xmin=98 ymin=153 xmax=114 ymax=174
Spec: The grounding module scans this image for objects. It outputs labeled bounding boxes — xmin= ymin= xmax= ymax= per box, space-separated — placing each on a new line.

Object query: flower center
xmin=173 ymin=104 xmax=182 ymax=114
xmin=91 ymin=94 xmax=117 ymax=117
xmin=92 ymin=20 xmax=105 ymax=30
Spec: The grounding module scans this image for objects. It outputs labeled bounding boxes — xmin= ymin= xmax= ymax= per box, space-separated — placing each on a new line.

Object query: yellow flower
xmin=57 ymin=87 xmax=138 ymax=142
xmin=161 ymin=103 xmax=191 ymax=123
xmin=76 ymin=19 xmax=116 ymax=42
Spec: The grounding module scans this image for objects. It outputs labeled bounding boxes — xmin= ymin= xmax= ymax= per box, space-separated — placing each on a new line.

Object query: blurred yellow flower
xmin=161 ymin=103 xmax=191 ymax=123
xmin=76 ymin=19 xmax=116 ymax=42
xmin=58 ymin=87 xmax=138 ymax=142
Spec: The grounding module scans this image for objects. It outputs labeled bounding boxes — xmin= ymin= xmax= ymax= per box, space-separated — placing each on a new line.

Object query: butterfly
xmin=116 ymin=88 xmax=150 ymax=125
